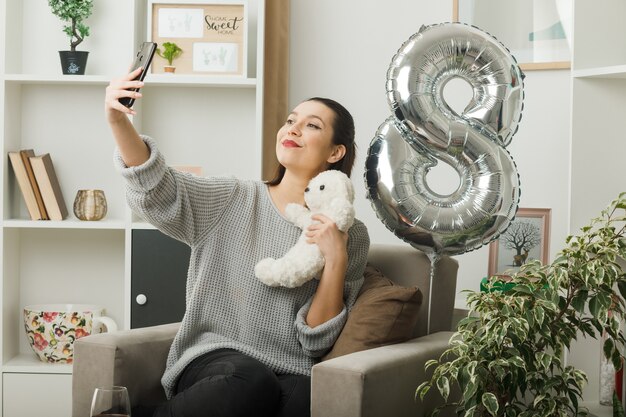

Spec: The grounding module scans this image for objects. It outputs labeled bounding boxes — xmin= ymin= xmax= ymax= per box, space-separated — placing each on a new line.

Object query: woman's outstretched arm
xmin=104 ymin=67 xmax=150 ymax=167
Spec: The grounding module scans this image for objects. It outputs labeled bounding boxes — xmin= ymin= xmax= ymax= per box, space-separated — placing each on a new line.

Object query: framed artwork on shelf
xmin=147 ymin=0 xmax=247 ymax=76
xmin=452 ymin=0 xmax=572 ymax=70
xmin=488 ymin=208 xmax=552 ymax=277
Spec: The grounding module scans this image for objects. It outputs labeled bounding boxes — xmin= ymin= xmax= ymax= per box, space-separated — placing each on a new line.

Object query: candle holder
xmin=73 ymin=189 xmax=107 ymax=221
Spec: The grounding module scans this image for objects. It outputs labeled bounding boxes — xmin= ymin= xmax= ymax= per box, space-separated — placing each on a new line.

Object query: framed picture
xmin=147 ymin=0 xmax=247 ymax=76
xmin=452 ymin=0 xmax=571 ymax=70
xmin=488 ymin=208 xmax=552 ymax=277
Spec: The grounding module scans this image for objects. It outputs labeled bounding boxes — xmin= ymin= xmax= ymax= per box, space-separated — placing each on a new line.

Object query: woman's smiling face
xmin=275 ymin=100 xmax=344 ymax=178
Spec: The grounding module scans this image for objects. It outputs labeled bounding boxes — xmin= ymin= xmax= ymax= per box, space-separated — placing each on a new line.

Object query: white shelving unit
xmin=567 ymin=0 xmax=626 ymax=410
xmin=0 ymin=0 xmax=265 ymax=415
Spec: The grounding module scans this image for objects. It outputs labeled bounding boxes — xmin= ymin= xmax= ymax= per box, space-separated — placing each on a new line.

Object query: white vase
xmin=600 ymin=332 xmax=616 ymax=406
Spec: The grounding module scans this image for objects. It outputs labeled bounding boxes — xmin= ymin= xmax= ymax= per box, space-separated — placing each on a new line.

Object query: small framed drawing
xmin=488 ymin=208 xmax=552 ymax=277
xmin=147 ymin=0 xmax=247 ymax=76
xmin=452 ymin=0 xmax=571 ymax=70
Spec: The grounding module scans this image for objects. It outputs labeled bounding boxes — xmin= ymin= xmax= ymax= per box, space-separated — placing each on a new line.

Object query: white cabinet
xmin=3 ymin=373 xmax=72 ymax=417
xmin=0 ymin=0 xmax=265 ymax=415
xmin=567 ymin=0 xmax=626 ymax=407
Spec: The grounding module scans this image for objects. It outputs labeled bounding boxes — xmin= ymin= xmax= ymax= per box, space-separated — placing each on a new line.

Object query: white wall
xmin=289 ymin=0 xmax=572 ymax=306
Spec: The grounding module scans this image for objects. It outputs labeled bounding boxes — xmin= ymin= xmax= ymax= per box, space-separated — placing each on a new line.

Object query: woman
xmin=104 ymin=67 xmax=370 ymax=417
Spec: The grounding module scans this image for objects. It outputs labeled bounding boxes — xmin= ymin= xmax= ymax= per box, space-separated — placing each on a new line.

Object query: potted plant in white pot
xmin=48 ymin=0 xmax=94 ymax=75
xmin=417 ymin=192 xmax=626 ymax=416
xmin=157 ymin=42 xmax=183 ymax=73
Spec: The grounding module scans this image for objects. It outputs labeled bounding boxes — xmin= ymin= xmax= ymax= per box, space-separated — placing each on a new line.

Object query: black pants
xmin=135 ymin=349 xmax=311 ymax=417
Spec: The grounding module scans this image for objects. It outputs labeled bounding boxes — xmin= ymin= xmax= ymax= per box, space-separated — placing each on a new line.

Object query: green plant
xmin=157 ymin=42 xmax=183 ymax=66
xmin=48 ymin=0 xmax=94 ymax=51
xmin=417 ymin=192 xmax=626 ymax=416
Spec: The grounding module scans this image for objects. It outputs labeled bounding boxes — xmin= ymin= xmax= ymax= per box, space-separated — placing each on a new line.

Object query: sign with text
xmin=148 ymin=1 xmax=247 ymax=76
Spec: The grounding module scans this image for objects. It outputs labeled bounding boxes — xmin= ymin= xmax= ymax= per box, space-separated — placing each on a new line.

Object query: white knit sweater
xmin=115 ymin=136 xmax=370 ymax=399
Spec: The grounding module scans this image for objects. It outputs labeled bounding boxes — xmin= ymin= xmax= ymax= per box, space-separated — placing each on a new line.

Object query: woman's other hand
xmin=306 ymin=213 xmax=348 ymax=267
xmin=305 ymin=213 xmax=349 ymax=327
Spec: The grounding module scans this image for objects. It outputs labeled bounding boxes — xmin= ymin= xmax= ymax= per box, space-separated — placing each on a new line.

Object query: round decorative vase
xmin=73 ymin=189 xmax=107 ymax=221
xmin=164 ymin=65 xmax=176 ymax=73
xmin=59 ymin=51 xmax=89 ymax=75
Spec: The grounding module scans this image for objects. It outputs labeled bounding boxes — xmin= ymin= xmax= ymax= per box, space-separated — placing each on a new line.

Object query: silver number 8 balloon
xmin=365 ymin=23 xmax=524 ymax=259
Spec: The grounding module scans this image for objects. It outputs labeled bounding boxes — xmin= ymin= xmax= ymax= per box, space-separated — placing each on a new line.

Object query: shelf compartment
xmin=134 ymin=86 xmax=261 ymax=180
xmin=572 ymin=0 xmax=626 ymax=71
xmin=144 ymin=74 xmax=257 ymax=88
xmin=3 ymin=372 xmax=73 ymax=416
xmin=569 ymin=77 xmax=626 ymax=232
xmin=131 ymin=221 xmax=156 ymax=230
xmin=3 ymin=73 xmax=259 ymax=88
xmin=3 ymin=74 xmax=112 ymax=85
xmin=3 ymin=82 xmax=127 ymax=221
xmin=573 ymin=64 xmax=626 ymax=79
xmin=3 ymin=353 xmax=71 ymax=374
xmin=2 ymin=229 xmax=126 ymax=366
xmin=3 ymin=219 xmax=126 ymax=229
xmin=3 ymin=0 xmax=134 ymax=76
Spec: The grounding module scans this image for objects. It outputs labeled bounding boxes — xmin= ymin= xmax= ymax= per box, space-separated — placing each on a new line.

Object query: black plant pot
xmin=59 ymin=51 xmax=89 ymax=75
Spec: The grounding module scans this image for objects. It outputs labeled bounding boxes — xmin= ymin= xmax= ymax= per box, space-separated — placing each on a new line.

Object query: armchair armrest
xmin=311 ymin=331 xmax=455 ymax=417
xmin=72 ymin=322 xmax=179 ymax=417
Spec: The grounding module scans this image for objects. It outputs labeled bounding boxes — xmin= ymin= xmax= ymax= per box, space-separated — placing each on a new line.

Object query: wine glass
xmin=90 ymin=386 xmax=131 ymax=417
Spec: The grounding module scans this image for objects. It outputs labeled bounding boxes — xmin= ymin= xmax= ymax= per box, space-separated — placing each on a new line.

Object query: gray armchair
xmin=72 ymin=244 xmax=459 ymax=417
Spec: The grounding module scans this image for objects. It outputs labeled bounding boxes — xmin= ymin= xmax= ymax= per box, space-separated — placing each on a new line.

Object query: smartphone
xmin=119 ymin=41 xmax=157 ymax=108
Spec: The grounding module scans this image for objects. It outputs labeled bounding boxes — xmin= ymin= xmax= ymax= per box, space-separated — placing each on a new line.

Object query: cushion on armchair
xmin=322 ymin=264 xmax=423 ymax=361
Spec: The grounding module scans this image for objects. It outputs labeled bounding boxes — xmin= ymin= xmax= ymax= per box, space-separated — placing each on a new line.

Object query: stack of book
xmin=8 ymin=150 xmax=68 ymax=221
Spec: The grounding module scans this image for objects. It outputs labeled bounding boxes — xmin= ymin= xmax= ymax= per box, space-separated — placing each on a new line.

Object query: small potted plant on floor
xmin=48 ymin=0 xmax=94 ymax=75
xmin=417 ymin=192 xmax=626 ymax=416
xmin=157 ymin=42 xmax=183 ymax=73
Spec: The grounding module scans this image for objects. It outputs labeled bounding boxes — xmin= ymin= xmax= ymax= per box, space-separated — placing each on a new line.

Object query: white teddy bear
xmin=255 ymin=170 xmax=355 ymax=288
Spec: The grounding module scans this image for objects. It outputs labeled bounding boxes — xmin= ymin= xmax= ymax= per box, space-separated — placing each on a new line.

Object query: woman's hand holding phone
xmin=105 ymin=41 xmax=157 ymax=123
xmin=104 ymin=68 xmax=145 ymax=122
xmin=104 ymin=66 xmax=151 ymax=167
